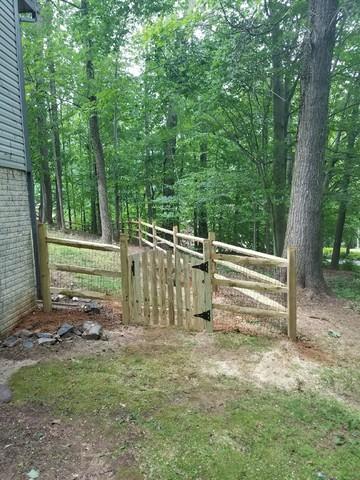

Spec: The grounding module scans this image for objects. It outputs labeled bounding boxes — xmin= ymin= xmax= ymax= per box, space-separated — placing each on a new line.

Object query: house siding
xmin=0 ymin=0 xmax=36 ymax=334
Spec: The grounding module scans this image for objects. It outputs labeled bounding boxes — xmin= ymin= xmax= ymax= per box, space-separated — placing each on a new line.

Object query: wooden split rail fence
xmin=37 ymin=221 xmax=297 ymax=340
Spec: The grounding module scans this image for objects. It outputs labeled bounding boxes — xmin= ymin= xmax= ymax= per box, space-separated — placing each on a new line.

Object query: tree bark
xmin=37 ymin=110 xmax=52 ymax=224
xmin=48 ymin=61 xmax=65 ymax=230
xmin=283 ymin=0 xmax=338 ymax=291
xmin=81 ymin=0 xmax=112 ymax=243
xmin=163 ymin=102 xmax=177 ymax=229
xmin=269 ymin=3 xmax=290 ymax=256
xmin=194 ymin=142 xmax=208 ymax=238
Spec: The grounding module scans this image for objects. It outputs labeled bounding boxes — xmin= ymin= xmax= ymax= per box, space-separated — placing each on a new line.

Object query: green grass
xmin=323 ymin=247 xmax=360 ymax=262
xmin=327 ymin=272 xmax=360 ymax=305
xmin=10 ymin=343 xmax=360 ymax=479
xmin=322 ymin=367 xmax=360 ymax=402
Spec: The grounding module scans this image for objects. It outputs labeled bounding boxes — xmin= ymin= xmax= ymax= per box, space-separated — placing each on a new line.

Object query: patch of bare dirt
xmin=0 ymin=404 xmax=141 ymax=480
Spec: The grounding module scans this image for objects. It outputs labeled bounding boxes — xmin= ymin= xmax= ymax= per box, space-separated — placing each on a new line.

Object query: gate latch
xmin=192 ymin=261 xmax=208 ymax=273
xmin=131 ymin=260 xmax=135 ymax=276
xmin=194 ymin=310 xmax=211 ymax=322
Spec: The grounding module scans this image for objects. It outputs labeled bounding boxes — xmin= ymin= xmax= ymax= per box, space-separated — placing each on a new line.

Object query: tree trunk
xmin=283 ymin=0 xmax=338 ymax=291
xmin=163 ymin=102 xmax=177 ymax=229
xmin=48 ymin=61 xmax=65 ymax=230
xmin=269 ymin=0 xmax=289 ymax=256
xmin=195 ymin=142 xmax=208 ymax=238
xmin=81 ymin=0 xmax=112 ymax=243
xmin=37 ymin=111 xmax=52 ymax=225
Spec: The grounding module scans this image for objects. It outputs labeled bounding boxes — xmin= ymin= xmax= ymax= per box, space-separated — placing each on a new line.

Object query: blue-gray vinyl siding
xmin=0 ymin=0 xmax=27 ymax=171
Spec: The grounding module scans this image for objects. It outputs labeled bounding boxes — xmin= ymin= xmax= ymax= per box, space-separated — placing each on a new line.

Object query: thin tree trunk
xmin=48 ymin=61 xmax=65 ymax=230
xmin=270 ymin=1 xmax=289 ymax=256
xmin=36 ymin=110 xmax=52 ymax=224
xmin=284 ymin=0 xmax=338 ymax=291
xmin=81 ymin=0 xmax=112 ymax=243
xmin=196 ymin=142 xmax=208 ymax=238
xmin=163 ymin=102 xmax=177 ymax=229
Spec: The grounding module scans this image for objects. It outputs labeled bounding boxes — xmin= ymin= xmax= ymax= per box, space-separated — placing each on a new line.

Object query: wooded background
xmin=21 ymin=0 xmax=359 ymax=291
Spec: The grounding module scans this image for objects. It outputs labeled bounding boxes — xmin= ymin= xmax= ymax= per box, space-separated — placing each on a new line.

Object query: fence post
xmin=138 ymin=218 xmax=142 ymax=247
xmin=287 ymin=247 xmax=297 ymax=341
xmin=37 ymin=223 xmax=52 ymax=313
xmin=203 ymin=239 xmax=213 ymax=333
xmin=120 ymin=234 xmax=130 ymax=324
xmin=208 ymin=231 xmax=217 ymax=294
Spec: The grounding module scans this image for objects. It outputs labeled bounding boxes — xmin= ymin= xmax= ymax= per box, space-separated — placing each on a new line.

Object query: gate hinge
xmin=194 ymin=310 xmax=211 ymax=322
xmin=192 ymin=261 xmax=208 ymax=273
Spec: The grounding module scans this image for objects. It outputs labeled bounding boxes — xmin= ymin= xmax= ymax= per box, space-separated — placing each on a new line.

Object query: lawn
xmin=10 ymin=333 xmax=360 ymax=480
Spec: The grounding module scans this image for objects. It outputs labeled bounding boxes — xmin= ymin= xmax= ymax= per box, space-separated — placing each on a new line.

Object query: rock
xmin=3 ymin=336 xmax=20 ymax=348
xmin=57 ymin=323 xmax=74 ymax=337
xmin=38 ymin=337 xmax=56 ymax=346
xmin=73 ymin=328 xmax=83 ymax=336
xmin=0 ymin=384 xmax=12 ymax=404
xmin=83 ymin=302 xmax=101 ymax=314
xmin=82 ymin=321 xmax=103 ymax=340
xmin=53 ymin=294 xmax=66 ymax=302
xmin=36 ymin=332 xmax=53 ymax=339
xmin=22 ymin=339 xmax=34 ymax=349
xmin=72 ymin=297 xmax=79 ymax=302
xmin=15 ymin=329 xmax=33 ymax=338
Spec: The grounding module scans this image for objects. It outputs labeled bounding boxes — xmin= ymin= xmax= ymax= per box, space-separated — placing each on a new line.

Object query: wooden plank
xmin=156 ymin=225 xmax=173 ymax=235
xmin=120 ymin=234 xmax=130 ymax=324
xmin=133 ymin=254 xmax=142 ymax=324
xmin=214 ymin=276 xmax=288 ymax=292
xmin=176 ymin=244 xmax=203 ymax=259
xmin=208 ymin=232 xmax=217 ymax=293
xmin=142 ymin=250 xmax=151 ymax=325
xmin=46 ymin=236 xmax=120 ymax=252
xmin=140 ymin=220 xmax=153 ymax=229
xmin=49 ymin=263 xmax=121 ymax=278
xmin=141 ymin=238 xmax=154 ymax=248
xmin=183 ymin=254 xmax=191 ymax=328
xmin=158 ymin=251 xmax=167 ymax=325
xmin=203 ymin=240 xmax=213 ymax=332
xmin=173 ymin=226 xmax=183 ymax=326
xmin=215 ymin=260 xmax=285 ymax=286
xmin=192 ymin=257 xmax=203 ymax=331
xmin=176 ymin=232 xmax=204 ymax=243
xmin=287 ymin=247 xmax=297 ymax=340
xmin=167 ymin=251 xmax=175 ymax=325
xmin=215 ymin=273 xmax=287 ymax=311
xmin=213 ymin=240 xmax=285 ymax=263
xmin=214 ymin=253 xmax=288 ymax=268
xmin=38 ymin=224 xmax=52 ymax=313
xmin=213 ymin=303 xmax=288 ymax=318
xmin=154 ymin=235 xmax=174 ymax=247
xmin=50 ymin=287 xmax=113 ymax=301
xmin=142 ymin=230 xmax=153 ymax=238
xmin=150 ymin=249 xmax=159 ymax=325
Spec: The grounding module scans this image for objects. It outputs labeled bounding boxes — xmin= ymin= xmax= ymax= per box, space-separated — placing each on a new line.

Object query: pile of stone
xmin=0 ymin=320 xmax=105 ymax=350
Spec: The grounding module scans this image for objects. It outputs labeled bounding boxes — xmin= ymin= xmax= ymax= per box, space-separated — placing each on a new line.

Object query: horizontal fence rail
xmin=38 ymin=220 xmax=297 ymax=340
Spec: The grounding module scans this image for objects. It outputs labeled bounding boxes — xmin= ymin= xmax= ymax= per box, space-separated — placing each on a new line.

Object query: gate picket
xmin=183 ymin=254 xmax=191 ymax=328
xmin=167 ymin=251 xmax=175 ymax=325
xmin=175 ymin=250 xmax=183 ymax=326
xmin=150 ymin=249 xmax=159 ymax=325
xmin=142 ymin=251 xmax=150 ymax=325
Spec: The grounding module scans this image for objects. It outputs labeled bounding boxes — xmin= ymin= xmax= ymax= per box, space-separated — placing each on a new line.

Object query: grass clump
xmin=214 ymin=332 xmax=273 ymax=351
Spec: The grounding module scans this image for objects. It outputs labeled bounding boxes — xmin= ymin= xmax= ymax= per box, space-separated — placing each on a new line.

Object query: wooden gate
xmin=124 ymin=248 xmax=213 ymax=332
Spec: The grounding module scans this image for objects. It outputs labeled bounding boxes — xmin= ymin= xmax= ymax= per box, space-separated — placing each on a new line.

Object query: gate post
xmin=287 ymin=247 xmax=297 ymax=341
xmin=138 ymin=218 xmax=142 ymax=247
xmin=208 ymin=231 xmax=217 ymax=294
xmin=203 ymin=239 xmax=213 ymax=333
xmin=120 ymin=234 xmax=130 ymax=324
xmin=37 ymin=223 xmax=52 ymax=313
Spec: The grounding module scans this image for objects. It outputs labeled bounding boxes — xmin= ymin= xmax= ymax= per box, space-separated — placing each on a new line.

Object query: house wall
xmin=0 ymin=0 xmax=36 ymax=334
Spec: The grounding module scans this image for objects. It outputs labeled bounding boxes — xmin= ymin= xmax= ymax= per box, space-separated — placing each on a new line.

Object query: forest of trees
xmin=22 ymin=0 xmax=359 ymax=291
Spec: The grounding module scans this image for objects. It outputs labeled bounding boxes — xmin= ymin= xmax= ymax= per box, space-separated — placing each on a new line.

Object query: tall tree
xmin=284 ymin=0 xmax=339 ymax=290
